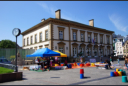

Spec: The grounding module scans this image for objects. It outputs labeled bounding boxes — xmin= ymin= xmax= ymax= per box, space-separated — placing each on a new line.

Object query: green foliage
xmin=0 ymin=40 xmax=16 ymax=48
xmin=0 ymin=67 xmax=14 ymax=74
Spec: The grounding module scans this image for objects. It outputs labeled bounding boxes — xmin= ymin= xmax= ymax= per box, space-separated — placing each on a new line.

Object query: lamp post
xmin=12 ymin=28 xmax=21 ymax=72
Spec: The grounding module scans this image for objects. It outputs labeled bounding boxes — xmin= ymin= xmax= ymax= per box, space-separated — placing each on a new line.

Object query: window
xmin=73 ymin=47 xmax=77 ymax=56
xmin=81 ymin=47 xmax=84 ymax=56
xmin=35 ymin=34 xmax=37 ymax=43
xmin=59 ymin=31 xmax=63 ymax=40
xmin=81 ymin=33 xmax=84 ymax=41
xmin=59 ymin=47 xmax=63 ymax=53
xmin=107 ymin=36 xmax=109 ymax=44
xmin=27 ymin=38 xmax=29 ymax=45
xmin=94 ymin=48 xmax=97 ymax=56
xmin=31 ymin=36 xmax=33 ymax=44
xmin=100 ymin=36 xmax=103 ymax=43
xmin=94 ymin=35 xmax=97 ymax=42
xmin=45 ymin=30 xmax=48 ymax=40
xmin=88 ymin=35 xmax=91 ymax=42
xmin=124 ymin=50 xmax=125 ymax=53
xmin=24 ymin=39 xmax=25 ymax=46
xmin=73 ymin=32 xmax=76 ymax=41
xmin=40 ymin=32 xmax=42 ymax=42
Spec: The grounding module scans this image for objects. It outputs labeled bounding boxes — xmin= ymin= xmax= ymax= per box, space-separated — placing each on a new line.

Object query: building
xmin=123 ymin=40 xmax=128 ymax=57
xmin=21 ymin=9 xmax=114 ymax=62
xmin=113 ymin=34 xmax=125 ymax=58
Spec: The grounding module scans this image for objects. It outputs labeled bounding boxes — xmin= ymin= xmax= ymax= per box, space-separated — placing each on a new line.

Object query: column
xmin=92 ymin=32 xmax=94 ymax=42
xmin=110 ymin=35 xmax=111 ymax=44
xmin=85 ymin=46 xmax=86 ymax=57
xmin=92 ymin=46 xmax=93 ymax=56
xmin=77 ymin=30 xmax=80 ymax=41
xmin=105 ymin=34 xmax=106 ymax=44
xmin=85 ymin=31 xmax=87 ymax=42
xmin=97 ymin=46 xmax=100 ymax=57
xmin=98 ymin=33 xmax=100 ymax=43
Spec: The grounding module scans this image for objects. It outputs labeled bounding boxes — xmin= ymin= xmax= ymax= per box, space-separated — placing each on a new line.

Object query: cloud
xmin=109 ymin=14 xmax=128 ymax=32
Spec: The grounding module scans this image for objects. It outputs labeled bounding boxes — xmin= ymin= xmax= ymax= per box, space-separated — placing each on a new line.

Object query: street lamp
xmin=12 ymin=28 xmax=21 ymax=72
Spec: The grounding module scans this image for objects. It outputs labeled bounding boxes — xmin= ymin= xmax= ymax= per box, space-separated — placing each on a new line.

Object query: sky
xmin=0 ymin=1 xmax=128 ymax=47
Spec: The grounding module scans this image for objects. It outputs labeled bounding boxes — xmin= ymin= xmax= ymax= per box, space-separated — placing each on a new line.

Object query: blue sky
xmin=0 ymin=1 xmax=128 ymax=47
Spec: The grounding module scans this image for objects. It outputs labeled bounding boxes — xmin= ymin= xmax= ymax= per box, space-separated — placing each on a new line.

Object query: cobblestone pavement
xmin=0 ymin=61 xmax=128 ymax=85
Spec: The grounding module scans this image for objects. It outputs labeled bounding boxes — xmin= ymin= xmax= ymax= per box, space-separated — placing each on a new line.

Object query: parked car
xmin=0 ymin=58 xmax=11 ymax=64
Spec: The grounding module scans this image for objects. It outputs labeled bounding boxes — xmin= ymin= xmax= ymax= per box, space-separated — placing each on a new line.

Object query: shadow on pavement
xmin=51 ymin=77 xmax=60 ymax=78
xmin=68 ymin=76 xmax=111 ymax=85
xmin=22 ymin=78 xmax=28 ymax=80
xmin=83 ymin=76 xmax=91 ymax=79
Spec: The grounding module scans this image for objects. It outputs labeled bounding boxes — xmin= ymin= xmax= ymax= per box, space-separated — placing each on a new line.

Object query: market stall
xmin=26 ymin=48 xmax=60 ymax=71
xmin=51 ymin=50 xmax=67 ymax=70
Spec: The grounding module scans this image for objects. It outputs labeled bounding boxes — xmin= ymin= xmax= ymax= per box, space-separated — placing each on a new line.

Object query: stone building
xmin=21 ymin=9 xmax=114 ymax=62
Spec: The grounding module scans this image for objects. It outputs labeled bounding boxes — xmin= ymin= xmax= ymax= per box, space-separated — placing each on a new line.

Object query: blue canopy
xmin=26 ymin=48 xmax=61 ymax=57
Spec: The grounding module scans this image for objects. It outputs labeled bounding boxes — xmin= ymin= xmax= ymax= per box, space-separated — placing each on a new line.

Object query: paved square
xmin=0 ymin=61 xmax=128 ymax=85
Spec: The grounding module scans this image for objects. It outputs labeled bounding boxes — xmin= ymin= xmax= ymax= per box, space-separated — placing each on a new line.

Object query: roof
xmin=21 ymin=18 xmax=114 ymax=35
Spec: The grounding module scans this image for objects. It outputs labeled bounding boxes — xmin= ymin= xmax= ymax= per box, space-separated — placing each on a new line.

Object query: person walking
xmin=105 ymin=59 xmax=112 ymax=69
xmin=117 ymin=57 xmax=120 ymax=65
xmin=47 ymin=58 xmax=50 ymax=71
xmin=110 ymin=57 xmax=113 ymax=65
xmin=124 ymin=57 xmax=128 ymax=70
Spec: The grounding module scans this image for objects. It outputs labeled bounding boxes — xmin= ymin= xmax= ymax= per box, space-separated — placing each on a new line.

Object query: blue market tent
xmin=26 ymin=48 xmax=60 ymax=57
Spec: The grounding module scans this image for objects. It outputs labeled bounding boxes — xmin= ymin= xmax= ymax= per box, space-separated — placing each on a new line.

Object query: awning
xmin=53 ymin=50 xmax=67 ymax=57
xmin=26 ymin=48 xmax=60 ymax=57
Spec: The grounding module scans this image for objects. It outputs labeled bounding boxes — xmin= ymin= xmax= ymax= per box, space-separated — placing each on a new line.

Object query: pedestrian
xmin=105 ymin=59 xmax=112 ymax=69
xmin=64 ymin=60 xmax=67 ymax=66
xmin=124 ymin=57 xmax=128 ymax=70
xmin=80 ymin=56 xmax=82 ymax=63
xmin=110 ymin=56 xmax=113 ymax=65
xmin=117 ymin=57 xmax=120 ymax=65
xmin=47 ymin=58 xmax=50 ymax=71
xmin=35 ymin=57 xmax=40 ymax=65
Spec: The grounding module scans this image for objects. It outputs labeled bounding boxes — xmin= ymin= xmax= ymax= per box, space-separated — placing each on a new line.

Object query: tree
xmin=0 ymin=40 xmax=16 ymax=48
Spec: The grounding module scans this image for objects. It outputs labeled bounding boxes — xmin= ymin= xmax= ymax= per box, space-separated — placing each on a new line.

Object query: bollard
xmin=122 ymin=71 xmax=126 ymax=76
xmin=80 ymin=69 xmax=84 ymax=79
xmin=122 ymin=76 xmax=127 ymax=83
xmin=114 ymin=72 xmax=118 ymax=76
xmin=80 ymin=74 xmax=84 ymax=79
xmin=118 ymin=71 xmax=122 ymax=76
xmin=80 ymin=69 xmax=84 ymax=74
xmin=116 ymin=69 xmax=119 ymax=72
xmin=110 ymin=72 xmax=114 ymax=77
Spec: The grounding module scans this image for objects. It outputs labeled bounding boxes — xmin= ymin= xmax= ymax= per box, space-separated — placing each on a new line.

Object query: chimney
xmin=55 ymin=9 xmax=61 ymax=19
xmin=41 ymin=18 xmax=45 ymax=22
xmin=89 ymin=19 xmax=94 ymax=27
